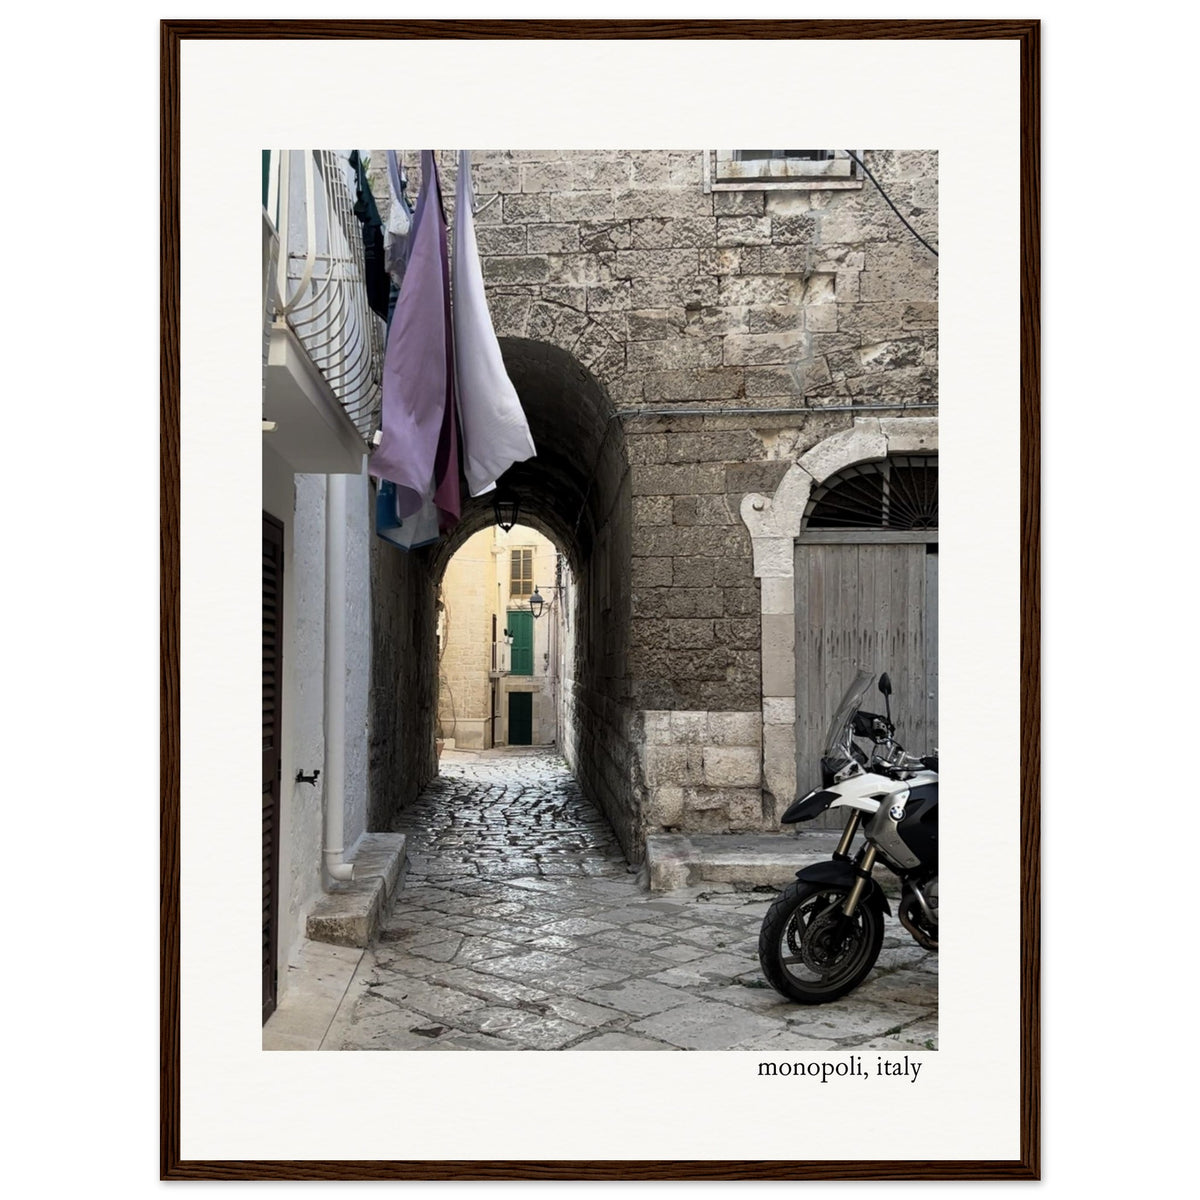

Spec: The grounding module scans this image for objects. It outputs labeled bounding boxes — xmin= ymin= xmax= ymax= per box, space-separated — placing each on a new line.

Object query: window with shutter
xmin=510 ymin=547 xmax=534 ymax=597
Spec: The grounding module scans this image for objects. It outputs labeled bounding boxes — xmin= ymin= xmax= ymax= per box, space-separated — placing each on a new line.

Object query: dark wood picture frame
xmin=161 ymin=18 xmax=1039 ymax=1181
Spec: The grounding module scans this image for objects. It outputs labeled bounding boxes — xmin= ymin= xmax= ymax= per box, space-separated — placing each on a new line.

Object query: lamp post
xmin=530 ymin=556 xmax=567 ymax=620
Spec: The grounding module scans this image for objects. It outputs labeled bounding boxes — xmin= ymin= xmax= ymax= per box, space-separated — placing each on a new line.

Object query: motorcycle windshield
xmin=821 ymin=669 xmax=875 ymax=770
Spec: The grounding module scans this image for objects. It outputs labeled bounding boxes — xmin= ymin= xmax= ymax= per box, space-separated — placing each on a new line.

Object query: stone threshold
xmin=646 ymin=830 xmax=871 ymax=892
xmin=305 ymin=832 xmax=408 ymax=948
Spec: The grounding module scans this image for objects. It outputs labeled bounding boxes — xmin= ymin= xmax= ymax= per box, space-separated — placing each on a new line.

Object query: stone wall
xmin=470 ymin=150 xmax=936 ymax=838
xmin=368 ymin=490 xmax=439 ymax=831
xmin=561 ymin=448 xmax=638 ymax=857
xmin=372 ymin=149 xmax=937 ymax=844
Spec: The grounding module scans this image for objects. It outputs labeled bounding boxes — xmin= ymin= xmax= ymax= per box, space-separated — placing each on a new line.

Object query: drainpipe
xmin=322 ymin=472 xmax=355 ymax=884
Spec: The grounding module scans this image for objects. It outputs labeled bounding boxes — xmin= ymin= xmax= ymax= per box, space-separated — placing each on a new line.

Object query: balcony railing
xmin=490 ymin=640 xmax=512 ymax=679
xmin=262 ymin=150 xmax=383 ymax=447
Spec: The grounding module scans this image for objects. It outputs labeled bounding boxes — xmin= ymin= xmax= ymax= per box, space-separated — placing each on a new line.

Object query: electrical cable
xmin=843 ymin=151 xmax=938 ymax=259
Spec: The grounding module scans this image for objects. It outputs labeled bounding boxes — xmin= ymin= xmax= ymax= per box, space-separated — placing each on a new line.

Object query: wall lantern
xmin=493 ymin=491 xmax=520 ymax=532
xmin=528 ymin=588 xmax=545 ymax=619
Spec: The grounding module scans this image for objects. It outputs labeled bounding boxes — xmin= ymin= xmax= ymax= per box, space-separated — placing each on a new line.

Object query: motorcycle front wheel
xmin=758 ymin=880 xmax=884 ymax=1004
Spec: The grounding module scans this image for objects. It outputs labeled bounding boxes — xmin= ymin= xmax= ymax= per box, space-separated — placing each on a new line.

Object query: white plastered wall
xmin=263 ymin=446 xmax=372 ymax=1001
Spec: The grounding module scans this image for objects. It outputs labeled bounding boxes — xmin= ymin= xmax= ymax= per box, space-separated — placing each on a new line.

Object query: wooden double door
xmin=794 ymin=534 xmax=938 ymax=813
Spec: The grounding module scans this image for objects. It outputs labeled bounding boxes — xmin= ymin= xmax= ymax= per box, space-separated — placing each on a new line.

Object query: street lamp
xmin=493 ymin=490 xmax=520 ymax=532
xmin=530 ymin=555 xmax=568 ymax=620
xmin=529 ymin=583 xmax=566 ymax=620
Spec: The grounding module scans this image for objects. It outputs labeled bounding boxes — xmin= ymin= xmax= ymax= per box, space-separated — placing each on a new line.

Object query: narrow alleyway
xmin=323 ymin=749 xmax=937 ymax=1052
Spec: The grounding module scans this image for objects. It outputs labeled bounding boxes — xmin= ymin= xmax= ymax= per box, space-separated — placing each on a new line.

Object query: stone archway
xmin=418 ymin=339 xmax=638 ymax=857
xmin=739 ymin=416 xmax=938 ymax=815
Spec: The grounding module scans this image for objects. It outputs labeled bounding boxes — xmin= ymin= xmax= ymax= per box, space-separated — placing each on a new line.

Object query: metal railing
xmin=490 ymin=640 xmax=512 ymax=678
xmin=263 ymin=150 xmax=383 ymax=441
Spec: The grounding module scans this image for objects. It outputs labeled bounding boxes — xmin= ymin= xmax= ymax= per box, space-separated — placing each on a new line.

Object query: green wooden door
xmin=508 ymin=692 xmax=533 ymax=745
xmin=509 ymin=610 xmax=534 ymax=675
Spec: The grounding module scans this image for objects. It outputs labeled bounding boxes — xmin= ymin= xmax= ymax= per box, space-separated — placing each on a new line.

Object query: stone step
xmin=645 ymin=831 xmax=903 ymax=894
xmin=305 ymin=833 xmax=408 ymax=948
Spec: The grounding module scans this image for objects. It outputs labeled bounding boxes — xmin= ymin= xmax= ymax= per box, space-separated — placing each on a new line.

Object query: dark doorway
xmin=507 ymin=691 xmax=533 ymax=745
xmin=262 ymin=513 xmax=284 ymax=1023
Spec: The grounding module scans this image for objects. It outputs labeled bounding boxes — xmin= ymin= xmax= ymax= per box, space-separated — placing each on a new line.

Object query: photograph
xmin=259 ymin=146 xmax=941 ymax=1056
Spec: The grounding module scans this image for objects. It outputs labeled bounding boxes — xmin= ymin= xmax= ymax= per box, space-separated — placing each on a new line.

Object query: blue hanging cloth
xmin=374 ymin=479 xmax=440 ymax=551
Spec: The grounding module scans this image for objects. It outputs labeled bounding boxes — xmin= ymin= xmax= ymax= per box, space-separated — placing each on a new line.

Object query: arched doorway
xmin=435 ymin=523 xmax=574 ymax=752
xmin=739 ymin=415 xmax=937 ymax=821
xmin=416 ymin=338 xmax=636 ymax=856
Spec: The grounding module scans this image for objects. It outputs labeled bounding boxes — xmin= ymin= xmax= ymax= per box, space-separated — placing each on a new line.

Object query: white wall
xmin=341 ymin=467 xmax=372 ymax=851
xmin=263 ymin=444 xmax=372 ymax=1000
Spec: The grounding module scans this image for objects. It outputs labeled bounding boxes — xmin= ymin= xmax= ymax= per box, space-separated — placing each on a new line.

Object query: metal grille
xmin=804 ymin=456 xmax=938 ymax=531
xmin=270 ymin=150 xmax=383 ymax=441
xmin=734 ymin=149 xmax=834 ymax=161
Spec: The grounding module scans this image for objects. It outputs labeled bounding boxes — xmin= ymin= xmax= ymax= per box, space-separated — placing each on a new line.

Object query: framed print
xmin=162 ymin=18 xmax=1038 ymax=1180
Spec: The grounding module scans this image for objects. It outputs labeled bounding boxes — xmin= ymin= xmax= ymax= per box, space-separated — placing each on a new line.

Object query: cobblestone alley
xmin=323 ymin=749 xmax=937 ymax=1052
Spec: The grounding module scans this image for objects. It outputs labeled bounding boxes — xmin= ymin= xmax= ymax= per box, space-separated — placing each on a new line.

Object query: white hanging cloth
xmin=452 ymin=149 xmax=536 ymax=496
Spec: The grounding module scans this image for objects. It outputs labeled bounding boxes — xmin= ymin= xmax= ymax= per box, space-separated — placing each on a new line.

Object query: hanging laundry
xmin=383 ymin=151 xmax=414 ymax=330
xmin=347 ymin=151 xmax=389 ymax=321
xmin=384 ymin=150 xmax=414 ymax=284
xmin=369 ymin=150 xmax=461 ymax=534
xmin=452 ymin=150 xmax=537 ymax=496
xmin=374 ymin=480 xmax=440 ymax=551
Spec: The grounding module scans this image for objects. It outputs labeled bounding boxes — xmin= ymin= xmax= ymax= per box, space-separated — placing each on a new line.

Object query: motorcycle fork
xmin=833 ymin=810 xmax=862 ymax=861
xmin=840 ymin=844 xmax=878 ymax=918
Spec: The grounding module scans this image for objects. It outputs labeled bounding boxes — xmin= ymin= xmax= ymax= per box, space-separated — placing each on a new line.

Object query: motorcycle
xmin=758 ymin=669 xmax=938 ymax=1004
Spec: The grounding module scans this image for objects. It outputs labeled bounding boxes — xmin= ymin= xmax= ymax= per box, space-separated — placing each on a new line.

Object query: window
xmin=804 ymin=457 xmax=938 ymax=531
xmin=705 ymin=149 xmax=864 ymax=192
xmin=509 ymin=547 xmax=534 ymax=597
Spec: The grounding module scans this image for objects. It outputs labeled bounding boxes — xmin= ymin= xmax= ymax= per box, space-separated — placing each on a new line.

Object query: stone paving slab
xmin=301 ymin=749 xmax=936 ymax=1053
xmin=262 ymin=940 xmax=364 ymax=1051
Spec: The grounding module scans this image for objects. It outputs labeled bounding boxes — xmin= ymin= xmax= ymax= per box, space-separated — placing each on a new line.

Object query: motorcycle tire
xmin=758 ymin=879 xmax=885 ymax=1004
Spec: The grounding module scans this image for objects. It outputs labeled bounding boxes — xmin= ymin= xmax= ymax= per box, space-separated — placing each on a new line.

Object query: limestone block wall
xmin=461 ymin=148 xmax=937 ymax=416
xmin=368 ymin=485 xmax=439 ymax=830
xmin=636 ymin=710 xmax=765 ymax=833
xmin=372 ymin=149 xmax=937 ymax=844
xmin=565 ymin=465 xmax=638 ymax=857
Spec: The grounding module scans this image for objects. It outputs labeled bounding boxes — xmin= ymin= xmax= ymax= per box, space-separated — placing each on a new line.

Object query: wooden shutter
xmin=510 ymin=547 xmax=533 ymax=597
xmin=262 ymin=514 xmax=284 ymax=1023
xmin=508 ymin=610 xmax=534 ymax=676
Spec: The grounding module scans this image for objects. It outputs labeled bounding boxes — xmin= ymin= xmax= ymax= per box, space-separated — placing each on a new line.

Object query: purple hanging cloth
xmin=452 ymin=150 xmax=536 ymax=496
xmin=369 ymin=150 xmax=460 ymax=532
